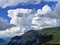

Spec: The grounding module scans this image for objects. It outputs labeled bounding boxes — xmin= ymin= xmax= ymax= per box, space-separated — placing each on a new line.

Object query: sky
xmin=0 ymin=1 xmax=57 ymax=22
xmin=0 ymin=0 xmax=60 ymax=37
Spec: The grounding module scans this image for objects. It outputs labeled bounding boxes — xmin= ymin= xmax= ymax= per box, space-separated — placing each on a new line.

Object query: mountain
xmin=7 ymin=30 xmax=53 ymax=45
xmin=36 ymin=26 xmax=60 ymax=45
xmin=8 ymin=30 xmax=40 ymax=45
xmin=7 ymin=26 xmax=60 ymax=45
xmin=0 ymin=37 xmax=12 ymax=45
xmin=0 ymin=38 xmax=7 ymax=45
xmin=0 ymin=38 xmax=5 ymax=44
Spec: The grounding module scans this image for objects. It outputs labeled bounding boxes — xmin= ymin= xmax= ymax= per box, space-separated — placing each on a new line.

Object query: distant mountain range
xmin=0 ymin=38 xmax=5 ymax=43
xmin=0 ymin=38 xmax=6 ymax=45
xmin=0 ymin=37 xmax=11 ymax=45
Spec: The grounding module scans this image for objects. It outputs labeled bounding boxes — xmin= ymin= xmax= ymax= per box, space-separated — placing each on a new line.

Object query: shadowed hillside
xmin=7 ymin=30 xmax=53 ymax=45
xmin=2 ymin=26 xmax=59 ymax=45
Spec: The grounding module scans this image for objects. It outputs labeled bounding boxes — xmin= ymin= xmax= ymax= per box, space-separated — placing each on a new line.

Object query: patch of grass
xmin=36 ymin=26 xmax=60 ymax=44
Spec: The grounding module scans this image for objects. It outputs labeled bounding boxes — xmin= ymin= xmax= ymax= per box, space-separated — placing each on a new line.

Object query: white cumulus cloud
xmin=0 ymin=0 xmax=41 ymax=8
xmin=32 ymin=5 xmax=60 ymax=30
xmin=0 ymin=8 xmax=35 ymax=36
xmin=0 ymin=0 xmax=58 ymax=8
xmin=0 ymin=2 xmax=60 ymax=36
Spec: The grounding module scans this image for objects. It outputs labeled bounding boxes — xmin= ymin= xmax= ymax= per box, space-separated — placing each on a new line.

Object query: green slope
xmin=2 ymin=26 xmax=60 ymax=45
xmin=36 ymin=26 xmax=60 ymax=44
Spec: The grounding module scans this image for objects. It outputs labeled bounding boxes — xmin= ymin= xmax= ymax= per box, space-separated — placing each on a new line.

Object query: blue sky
xmin=0 ymin=0 xmax=60 ymax=37
xmin=0 ymin=1 xmax=57 ymax=23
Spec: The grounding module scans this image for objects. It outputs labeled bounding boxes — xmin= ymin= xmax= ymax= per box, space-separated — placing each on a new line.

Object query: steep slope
xmin=37 ymin=26 xmax=60 ymax=45
xmin=8 ymin=30 xmax=40 ymax=45
xmin=7 ymin=26 xmax=60 ymax=45
xmin=8 ymin=30 xmax=53 ymax=45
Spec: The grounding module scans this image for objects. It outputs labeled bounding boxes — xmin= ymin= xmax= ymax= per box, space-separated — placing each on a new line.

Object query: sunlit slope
xmin=37 ymin=26 xmax=60 ymax=44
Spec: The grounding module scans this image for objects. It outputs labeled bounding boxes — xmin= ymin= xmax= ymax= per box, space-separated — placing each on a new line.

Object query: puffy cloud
xmin=0 ymin=8 xmax=35 ymax=36
xmin=43 ymin=0 xmax=58 ymax=2
xmin=32 ymin=5 xmax=60 ymax=30
xmin=54 ymin=0 xmax=60 ymax=17
xmin=36 ymin=5 xmax=51 ymax=14
xmin=0 ymin=18 xmax=15 ymax=30
xmin=0 ymin=17 xmax=19 ymax=36
xmin=0 ymin=26 xmax=24 ymax=37
xmin=0 ymin=0 xmax=58 ymax=8
xmin=0 ymin=3 xmax=60 ymax=36
xmin=0 ymin=18 xmax=9 ymax=30
xmin=0 ymin=18 xmax=24 ymax=36
xmin=8 ymin=8 xmax=35 ymax=31
xmin=0 ymin=0 xmax=41 ymax=8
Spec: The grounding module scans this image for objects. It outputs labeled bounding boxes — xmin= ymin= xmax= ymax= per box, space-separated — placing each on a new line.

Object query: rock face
xmin=8 ymin=30 xmax=40 ymax=45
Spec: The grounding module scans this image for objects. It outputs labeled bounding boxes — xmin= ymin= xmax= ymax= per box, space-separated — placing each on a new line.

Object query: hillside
xmin=7 ymin=26 xmax=60 ymax=45
xmin=0 ymin=37 xmax=11 ymax=45
xmin=37 ymin=26 xmax=60 ymax=45
xmin=0 ymin=38 xmax=6 ymax=45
